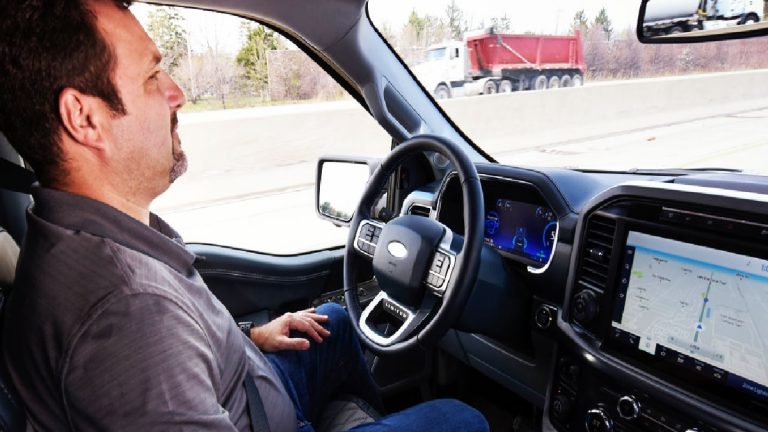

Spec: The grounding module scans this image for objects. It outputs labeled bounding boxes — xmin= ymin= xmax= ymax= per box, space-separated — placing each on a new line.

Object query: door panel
xmin=190 ymin=244 xmax=345 ymax=320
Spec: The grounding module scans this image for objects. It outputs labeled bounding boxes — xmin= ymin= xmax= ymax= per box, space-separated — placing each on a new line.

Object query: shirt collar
xmin=31 ymin=187 xmax=197 ymax=275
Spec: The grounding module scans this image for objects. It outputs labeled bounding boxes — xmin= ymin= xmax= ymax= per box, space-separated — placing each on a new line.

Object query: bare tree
xmin=267 ymin=50 xmax=345 ymax=102
xmin=444 ymin=0 xmax=464 ymax=39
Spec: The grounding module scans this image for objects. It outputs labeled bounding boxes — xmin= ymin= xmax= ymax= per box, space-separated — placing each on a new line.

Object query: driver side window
xmin=136 ymin=5 xmax=390 ymax=254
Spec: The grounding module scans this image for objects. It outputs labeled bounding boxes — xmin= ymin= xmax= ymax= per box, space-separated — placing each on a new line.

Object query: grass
xmin=180 ymin=95 xmax=350 ymax=113
xmin=181 ymin=96 xmax=270 ymax=113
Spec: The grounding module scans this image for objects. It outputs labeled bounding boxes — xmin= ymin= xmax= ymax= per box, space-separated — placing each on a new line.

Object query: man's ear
xmin=58 ymin=88 xmax=108 ymax=150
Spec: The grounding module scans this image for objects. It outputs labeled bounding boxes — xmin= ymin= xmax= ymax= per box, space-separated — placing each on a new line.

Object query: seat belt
xmin=0 ymin=158 xmax=36 ymax=194
xmin=244 ymin=372 xmax=271 ymax=432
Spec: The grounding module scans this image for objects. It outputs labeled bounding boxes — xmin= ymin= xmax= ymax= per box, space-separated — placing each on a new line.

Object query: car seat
xmin=0 ymin=228 xmax=26 ymax=432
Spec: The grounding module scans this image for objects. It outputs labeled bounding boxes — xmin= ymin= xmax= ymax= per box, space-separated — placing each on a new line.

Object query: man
xmin=0 ymin=0 xmax=489 ymax=431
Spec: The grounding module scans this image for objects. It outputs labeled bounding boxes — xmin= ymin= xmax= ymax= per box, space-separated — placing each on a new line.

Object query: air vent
xmin=409 ymin=204 xmax=432 ymax=218
xmin=578 ymin=214 xmax=617 ymax=292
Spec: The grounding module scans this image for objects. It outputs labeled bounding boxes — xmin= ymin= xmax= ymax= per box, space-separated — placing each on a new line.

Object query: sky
xmin=367 ymin=0 xmax=641 ymax=36
xmin=131 ymin=4 xmax=247 ymax=54
xmin=131 ymin=0 xmax=642 ymax=54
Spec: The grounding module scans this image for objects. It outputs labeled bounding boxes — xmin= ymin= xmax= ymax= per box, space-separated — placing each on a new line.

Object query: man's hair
xmin=0 ymin=0 xmax=133 ymax=185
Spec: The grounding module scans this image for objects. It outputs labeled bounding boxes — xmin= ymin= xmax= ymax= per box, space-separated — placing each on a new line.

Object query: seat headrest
xmin=0 ymin=228 xmax=19 ymax=286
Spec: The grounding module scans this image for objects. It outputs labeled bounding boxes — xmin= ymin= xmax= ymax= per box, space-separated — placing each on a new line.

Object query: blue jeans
xmin=266 ymin=303 xmax=489 ymax=432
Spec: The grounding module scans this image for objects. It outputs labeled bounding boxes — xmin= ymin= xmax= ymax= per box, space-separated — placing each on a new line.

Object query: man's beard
xmin=169 ymin=112 xmax=188 ymax=183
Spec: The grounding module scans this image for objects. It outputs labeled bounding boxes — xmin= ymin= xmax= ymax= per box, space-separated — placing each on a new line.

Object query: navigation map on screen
xmin=611 ymin=232 xmax=768 ymax=400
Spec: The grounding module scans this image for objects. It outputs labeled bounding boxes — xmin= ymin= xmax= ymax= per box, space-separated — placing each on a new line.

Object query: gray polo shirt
xmin=3 ymin=188 xmax=296 ymax=431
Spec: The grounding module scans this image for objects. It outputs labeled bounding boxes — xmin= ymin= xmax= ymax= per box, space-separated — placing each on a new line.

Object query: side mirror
xmin=638 ymin=0 xmax=767 ymax=43
xmin=315 ymin=157 xmax=378 ymax=226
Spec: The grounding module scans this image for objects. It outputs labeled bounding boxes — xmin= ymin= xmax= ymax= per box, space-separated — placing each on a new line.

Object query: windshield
xmin=369 ymin=1 xmax=768 ymax=175
xmin=426 ymin=47 xmax=448 ymax=62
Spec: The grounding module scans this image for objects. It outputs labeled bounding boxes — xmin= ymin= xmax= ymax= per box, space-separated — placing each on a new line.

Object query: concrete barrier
xmin=438 ymin=69 xmax=768 ymax=158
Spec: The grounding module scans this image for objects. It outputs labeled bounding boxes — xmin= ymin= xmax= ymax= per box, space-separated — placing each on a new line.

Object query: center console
xmin=549 ymin=183 xmax=768 ymax=432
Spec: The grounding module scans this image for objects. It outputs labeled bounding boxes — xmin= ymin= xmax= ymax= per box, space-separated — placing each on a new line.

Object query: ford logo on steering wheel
xmin=387 ymin=241 xmax=408 ymax=259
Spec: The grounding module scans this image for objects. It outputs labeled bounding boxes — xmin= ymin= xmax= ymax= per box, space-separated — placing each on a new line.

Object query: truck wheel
xmin=548 ymin=76 xmax=561 ymax=89
xmin=434 ymin=84 xmax=451 ymax=100
xmin=668 ymin=26 xmax=684 ymax=34
xmin=534 ymin=75 xmax=548 ymax=91
xmin=741 ymin=14 xmax=759 ymax=24
xmin=560 ymin=75 xmax=572 ymax=88
xmin=498 ymin=80 xmax=513 ymax=93
xmin=483 ymin=81 xmax=498 ymax=94
xmin=571 ymin=74 xmax=584 ymax=87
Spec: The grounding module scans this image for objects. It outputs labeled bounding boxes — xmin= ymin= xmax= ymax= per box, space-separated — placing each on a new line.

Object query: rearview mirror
xmin=638 ymin=0 xmax=767 ymax=43
xmin=316 ymin=157 xmax=375 ymax=226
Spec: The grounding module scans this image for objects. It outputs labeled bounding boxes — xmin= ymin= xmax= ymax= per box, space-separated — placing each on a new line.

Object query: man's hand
xmin=250 ymin=308 xmax=331 ymax=352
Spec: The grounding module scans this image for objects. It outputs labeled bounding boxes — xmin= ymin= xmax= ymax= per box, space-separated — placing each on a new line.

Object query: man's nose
xmin=165 ymin=73 xmax=187 ymax=110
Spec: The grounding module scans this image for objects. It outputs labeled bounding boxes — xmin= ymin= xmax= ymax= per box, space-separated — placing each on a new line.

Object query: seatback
xmin=0 ymin=228 xmax=27 ymax=432
xmin=0 ymin=229 xmax=18 ymax=288
xmin=0 ymin=134 xmax=32 ymax=431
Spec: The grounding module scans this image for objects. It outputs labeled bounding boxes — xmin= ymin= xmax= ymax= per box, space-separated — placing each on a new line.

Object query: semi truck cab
xmin=412 ymin=40 xmax=469 ymax=99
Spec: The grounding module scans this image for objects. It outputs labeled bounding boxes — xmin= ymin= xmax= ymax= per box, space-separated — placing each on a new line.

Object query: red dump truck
xmin=412 ymin=29 xmax=586 ymax=98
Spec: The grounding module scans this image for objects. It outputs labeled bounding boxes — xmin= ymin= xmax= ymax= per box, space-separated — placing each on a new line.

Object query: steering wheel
xmin=344 ymin=135 xmax=484 ymax=355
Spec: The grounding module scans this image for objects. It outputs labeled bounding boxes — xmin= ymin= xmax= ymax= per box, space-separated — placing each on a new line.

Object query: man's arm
xmin=62 ymin=293 xmax=238 ymax=431
xmin=249 ymin=308 xmax=330 ymax=352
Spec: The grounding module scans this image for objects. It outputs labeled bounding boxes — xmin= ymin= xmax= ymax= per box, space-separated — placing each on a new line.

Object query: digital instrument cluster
xmin=436 ymin=176 xmax=558 ymax=268
xmin=484 ymin=199 xmax=557 ymax=264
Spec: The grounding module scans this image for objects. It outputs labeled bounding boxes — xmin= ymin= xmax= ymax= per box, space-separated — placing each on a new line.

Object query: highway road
xmin=499 ymin=106 xmax=768 ymax=172
xmin=151 ymin=73 xmax=768 ymax=254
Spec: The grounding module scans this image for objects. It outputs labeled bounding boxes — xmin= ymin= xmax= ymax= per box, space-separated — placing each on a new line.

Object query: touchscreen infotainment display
xmin=611 ymin=232 xmax=768 ymax=401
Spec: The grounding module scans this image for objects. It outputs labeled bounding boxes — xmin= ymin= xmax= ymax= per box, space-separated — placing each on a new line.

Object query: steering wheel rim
xmin=344 ymin=134 xmax=484 ymax=355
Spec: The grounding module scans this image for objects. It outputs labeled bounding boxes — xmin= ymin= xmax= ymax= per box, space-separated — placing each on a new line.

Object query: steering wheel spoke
xmin=353 ymin=219 xmax=385 ymax=260
xmin=358 ymin=290 xmax=436 ymax=347
xmin=424 ymin=229 xmax=458 ymax=296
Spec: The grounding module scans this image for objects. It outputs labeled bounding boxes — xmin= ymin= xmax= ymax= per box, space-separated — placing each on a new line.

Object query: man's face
xmin=92 ymin=0 xmax=187 ymax=201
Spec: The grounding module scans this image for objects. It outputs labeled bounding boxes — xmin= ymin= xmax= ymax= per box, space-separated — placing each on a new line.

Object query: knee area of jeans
xmin=316 ymin=302 xmax=351 ymax=332
xmin=426 ymin=399 xmax=489 ymax=431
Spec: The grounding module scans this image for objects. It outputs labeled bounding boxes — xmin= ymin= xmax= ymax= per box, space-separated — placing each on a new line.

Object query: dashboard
xmin=400 ymin=162 xmax=768 ymax=432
